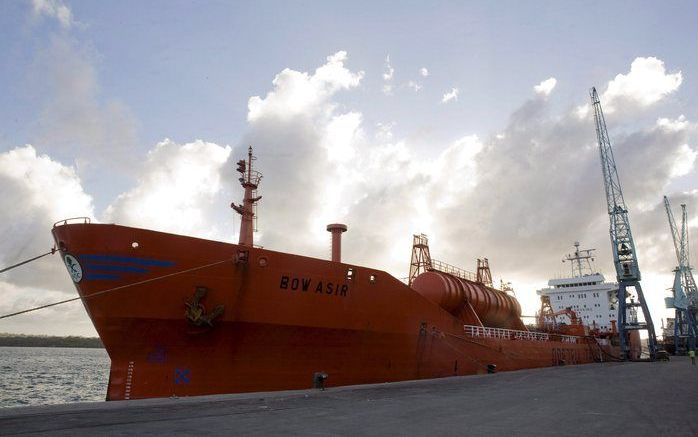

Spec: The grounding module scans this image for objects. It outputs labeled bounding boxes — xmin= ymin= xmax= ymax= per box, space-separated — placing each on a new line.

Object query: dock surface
xmin=1 ymin=357 xmax=695 ymax=436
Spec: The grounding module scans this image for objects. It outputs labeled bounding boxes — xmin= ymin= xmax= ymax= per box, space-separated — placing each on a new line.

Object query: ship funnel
xmin=326 ymin=224 xmax=348 ymax=262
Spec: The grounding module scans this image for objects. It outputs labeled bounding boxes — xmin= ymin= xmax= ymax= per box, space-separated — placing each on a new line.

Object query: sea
xmin=0 ymin=347 xmax=110 ymax=408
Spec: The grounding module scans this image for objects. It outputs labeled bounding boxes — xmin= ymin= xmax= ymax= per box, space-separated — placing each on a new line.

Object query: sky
xmin=1 ymin=0 xmax=697 ymax=336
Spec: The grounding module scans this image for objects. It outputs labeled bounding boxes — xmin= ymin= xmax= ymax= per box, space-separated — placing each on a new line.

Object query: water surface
xmin=0 ymin=347 xmax=110 ymax=408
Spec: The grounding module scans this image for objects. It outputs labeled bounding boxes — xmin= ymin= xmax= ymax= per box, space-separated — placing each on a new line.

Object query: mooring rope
xmin=0 ymin=248 xmax=56 ymax=274
xmin=0 ymin=258 xmax=232 ymax=320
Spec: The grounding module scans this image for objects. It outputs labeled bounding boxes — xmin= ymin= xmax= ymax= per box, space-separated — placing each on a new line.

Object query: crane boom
xmin=664 ymin=196 xmax=683 ymax=265
xmin=680 ymin=204 xmax=698 ymax=307
xmin=591 ymin=88 xmax=641 ymax=281
xmin=590 ymin=87 xmax=657 ymax=360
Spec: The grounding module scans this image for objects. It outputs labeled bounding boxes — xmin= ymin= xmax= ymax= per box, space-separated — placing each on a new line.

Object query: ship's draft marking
xmin=185 ymin=286 xmax=224 ymax=327
xmin=125 ymin=361 xmax=134 ymax=400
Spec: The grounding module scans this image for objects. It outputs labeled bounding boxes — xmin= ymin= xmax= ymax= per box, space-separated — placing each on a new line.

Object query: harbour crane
xmin=590 ymin=87 xmax=657 ymax=360
xmin=663 ymin=196 xmax=698 ymax=353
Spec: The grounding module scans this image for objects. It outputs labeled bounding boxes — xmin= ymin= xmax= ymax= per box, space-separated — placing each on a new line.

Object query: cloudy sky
xmin=1 ymin=0 xmax=697 ymax=336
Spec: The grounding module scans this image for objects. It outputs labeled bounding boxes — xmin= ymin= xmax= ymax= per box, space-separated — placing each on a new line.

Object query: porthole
xmin=131 ymin=242 xmax=139 ymax=248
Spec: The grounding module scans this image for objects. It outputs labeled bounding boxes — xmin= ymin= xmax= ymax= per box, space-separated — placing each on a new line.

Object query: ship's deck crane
xmin=663 ymin=196 xmax=698 ymax=353
xmin=590 ymin=87 xmax=657 ymax=360
xmin=537 ymin=302 xmax=586 ymax=336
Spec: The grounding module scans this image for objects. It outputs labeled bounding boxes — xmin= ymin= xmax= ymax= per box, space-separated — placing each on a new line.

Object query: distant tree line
xmin=0 ymin=333 xmax=103 ymax=348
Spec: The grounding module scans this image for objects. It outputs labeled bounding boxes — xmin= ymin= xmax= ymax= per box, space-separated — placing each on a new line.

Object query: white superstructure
xmin=537 ymin=242 xmax=619 ymax=332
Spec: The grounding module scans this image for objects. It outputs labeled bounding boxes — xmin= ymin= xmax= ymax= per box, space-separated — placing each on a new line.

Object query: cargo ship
xmin=535 ymin=242 xmax=640 ymax=358
xmin=52 ymin=147 xmax=619 ymax=401
xmin=537 ymin=242 xmax=619 ymax=333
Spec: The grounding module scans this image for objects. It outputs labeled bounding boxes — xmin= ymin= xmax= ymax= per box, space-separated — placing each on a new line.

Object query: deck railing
xmin=463 ymin=325 xmax=579 ymax=344
xmin=53 ymin=217 xmax=91 ymax=227
xmin=430 ymin=259 xmax=478 ymax=282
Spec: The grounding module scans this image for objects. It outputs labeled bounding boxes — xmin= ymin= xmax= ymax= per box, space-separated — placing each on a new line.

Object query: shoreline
xmin=0 ymin=334 xmax=103 ymax=349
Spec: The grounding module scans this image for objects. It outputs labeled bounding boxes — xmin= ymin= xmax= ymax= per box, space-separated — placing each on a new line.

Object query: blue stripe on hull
xmin=85 ymin=264 xmax=148 ymax=273
xmin=79 ymin=254 xmax=175 ymax=267
xmin=84 ymin=273 xmax=120 ymax=281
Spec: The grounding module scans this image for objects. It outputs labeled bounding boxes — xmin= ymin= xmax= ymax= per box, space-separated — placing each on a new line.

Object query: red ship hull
xmin=52 ymin=223 xmax=617 ymax=401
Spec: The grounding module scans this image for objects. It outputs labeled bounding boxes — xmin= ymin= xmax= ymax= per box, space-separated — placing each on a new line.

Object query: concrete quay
xmin=1 ymin=357 xmax=695 ymax=436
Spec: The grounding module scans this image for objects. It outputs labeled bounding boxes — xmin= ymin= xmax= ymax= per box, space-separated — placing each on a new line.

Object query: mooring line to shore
xmin=0 ymin=248 xmax=57 ymax=274
xmin=0 ymin=258 xmax=232 ymax=321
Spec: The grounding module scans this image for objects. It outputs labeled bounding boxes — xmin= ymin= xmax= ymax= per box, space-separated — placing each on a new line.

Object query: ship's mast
xmin=590 ymin=87 xmax=657 ymax=360
xmin=563 ymin=242 xmax=596 ymax=277
xmin=663 ymin=196 xmax=698 ymax=353
xmin=476 ymin=258 xmax=493 ymax=287
xmin=408 ymin=234 xmax=432 ymax=286
xmin=231 ymin=146 xmax=262 ymax=246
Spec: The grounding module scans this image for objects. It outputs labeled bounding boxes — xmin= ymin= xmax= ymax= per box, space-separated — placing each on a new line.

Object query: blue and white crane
xmin=663 ymin=196 xmax=697 ymax=353
xmin=590 ymin=87 xmax=657 ymax=360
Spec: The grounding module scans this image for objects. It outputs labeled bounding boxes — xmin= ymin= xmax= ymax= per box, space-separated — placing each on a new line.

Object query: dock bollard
xmin=313 ymin=372 xmax=328 ymax=390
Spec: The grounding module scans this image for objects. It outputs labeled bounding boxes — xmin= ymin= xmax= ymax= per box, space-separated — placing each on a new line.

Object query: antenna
xmin=562 ymin=241 xmax=596 ymax=277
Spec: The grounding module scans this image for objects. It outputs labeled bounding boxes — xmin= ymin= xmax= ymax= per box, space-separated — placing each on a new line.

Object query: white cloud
xmin=603 ymin=57 xmax=682 ymax=109
xmin=429 ymin=135 xmax=484 ymax=207
xmin=241 ymin=53 xmax=369 ymax=255
xmin=104 ymin=139 xmax=233 ymax=239
xmin=31 ymin=0 xmax=74 ymax=28
xmin=382 ymin=55 xmax=394 ymax=81
xmin=375 ymin=122 xmax=395 ymax=142
xmin=248 ymin=51 xmax=364 ymax=121
xmin=382 ymin=55 xmax=395 ymax=95
xmin=324 ymin=112 xmax=363 ymax=163
xmin=0 ymin=145 xmax=95 ymax=334
xmin=407 ymin=81 xmax=422 ymax=92
xmin=0 ymin=146 xmax=93 ymax=222
xmin=669 ymin=144 xmax=697 ymax=177
xmin=6 ymin=52 xmax=695 ymax=339
xmin=420 ymin=67 xmax=429 ymax=77
xmin=657 ymin=114 xmax=689 ymax=132
xmin=576 ymin=57 xmax=682 ymax=117
xmin=441 ymin=87 xmax=459 ymax=103
xmin=534 ymin=77 xmax=557 ymax=96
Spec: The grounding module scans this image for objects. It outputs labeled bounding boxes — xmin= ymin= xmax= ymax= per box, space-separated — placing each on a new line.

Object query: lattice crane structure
xmin=590 ymin=87 xmax=657 ymax=360
xmin=663 ymin=196 xmax=698 ymax=353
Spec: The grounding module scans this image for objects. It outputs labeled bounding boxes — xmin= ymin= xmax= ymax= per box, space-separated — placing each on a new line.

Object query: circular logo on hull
xmin=63 ymin=254 xmax=83 ymax=283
